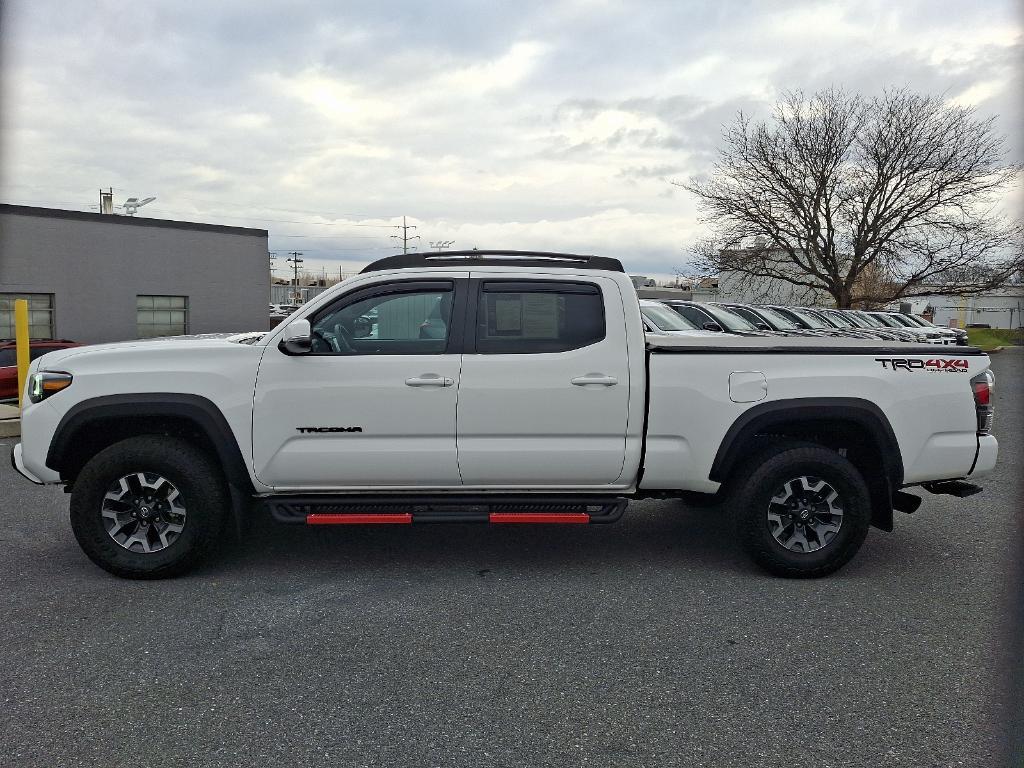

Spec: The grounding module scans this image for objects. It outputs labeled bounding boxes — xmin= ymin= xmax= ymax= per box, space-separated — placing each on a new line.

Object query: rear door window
xmin=475 ymin=281 xmax=605 ymax=354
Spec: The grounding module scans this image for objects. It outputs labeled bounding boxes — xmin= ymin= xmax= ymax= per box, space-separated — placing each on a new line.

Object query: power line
xmin=141 ymin=206 xmax=398 ymax=227
xmin=272 ymin=233 xmax=383 ymax=239
xmin=0 ymin=198 xmax=400 ymax=228
xmin=271 ymin=247 xmax=394 ymax=253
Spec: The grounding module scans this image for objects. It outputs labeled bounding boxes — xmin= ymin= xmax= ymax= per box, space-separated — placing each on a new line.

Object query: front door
xmin=252 ymin=276 xmax=467 ymax=489
xmin=456 ymin=273 xmax=630 ymax=488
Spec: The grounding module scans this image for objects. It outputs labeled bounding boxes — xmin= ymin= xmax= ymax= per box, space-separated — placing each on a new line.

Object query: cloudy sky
xmin=2 ymin=0 xmax=1021 ymax=278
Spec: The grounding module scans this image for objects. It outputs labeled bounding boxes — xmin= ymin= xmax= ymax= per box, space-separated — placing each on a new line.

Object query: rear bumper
xmin=10 ymin=443 xmax=44 ymax=485
xmin=969 ymin=435 xmax=998 ymax=478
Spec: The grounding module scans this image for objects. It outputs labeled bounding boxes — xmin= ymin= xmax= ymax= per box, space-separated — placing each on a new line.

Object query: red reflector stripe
xmin=306 ymin=513 xmax=412 ymax=525
xmin=488 ymin=512 xmax=590 ymax=524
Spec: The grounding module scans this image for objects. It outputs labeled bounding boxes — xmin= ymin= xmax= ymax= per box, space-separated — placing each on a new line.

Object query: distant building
xmin=0 ymin=204 xmax=269 ymax=344
xmin=636 ymin=283 xmax=720 ymax=303
xmin=895 ymin=288 xmax=1024 ymax=329
xmin=629 ymin=275 xmax=657 ymax=289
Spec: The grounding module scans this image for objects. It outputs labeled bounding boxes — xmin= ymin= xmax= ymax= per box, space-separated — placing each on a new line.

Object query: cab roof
xmin=361 ymin=250 xmax=625 ymax=274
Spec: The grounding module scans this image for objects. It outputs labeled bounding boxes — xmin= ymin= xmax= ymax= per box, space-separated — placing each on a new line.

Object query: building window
xmin=137 ymin=295 xmax=188 ymax=338
xmin=0 ymin=293 xmax=55 ymax=339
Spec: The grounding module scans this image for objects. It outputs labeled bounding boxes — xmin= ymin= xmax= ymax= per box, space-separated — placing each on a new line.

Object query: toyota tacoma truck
xmin=10 ymin=251 xmax=998 ymax=579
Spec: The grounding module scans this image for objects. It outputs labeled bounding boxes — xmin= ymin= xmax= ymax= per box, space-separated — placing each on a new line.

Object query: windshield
xmin=870 ymin=313 xmax=902 ymax=328
xmin=837 ymin=312 xmax=870 ymax=328
xmin=885 ymin=314 xmax=915 ymax=327
xmin=752 ymin=306 xmax=800 ymax=329
xmin=702 ymin=304 xmax=760 ymax=331
xmin=804 ymin=309 xmax=840 ymax=328
xmin=821 ymin=310 xmax=855 ymax=328
xmin=854 ymin=311 xmax=886 ymax=328
xmin=641 ymin=304 xmax=698 ymax=331
xmin=786 ymin=308 xmax=831 ymax=329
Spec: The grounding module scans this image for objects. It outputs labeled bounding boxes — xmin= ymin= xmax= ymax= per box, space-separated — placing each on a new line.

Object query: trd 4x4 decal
xmin=875 ymin=358 xmax=969 ymax=372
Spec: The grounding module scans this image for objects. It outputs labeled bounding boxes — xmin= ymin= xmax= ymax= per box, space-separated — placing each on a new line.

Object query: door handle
xmin=405 ymin=374 xmax=454 ymax=387
xmin=571 ymin=374 xmax=618 ymax=387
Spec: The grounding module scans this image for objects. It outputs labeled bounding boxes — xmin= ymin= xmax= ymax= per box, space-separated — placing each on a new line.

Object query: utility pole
xmin=268 ymin=251 xmax=278 ymax=282
xmin=390 ymin=216 xmax=420 ymax=253
xmin=287 ymin=251 xmax=304 ymax=296
xmin=98 ymin=188 xmax=114 ymax=215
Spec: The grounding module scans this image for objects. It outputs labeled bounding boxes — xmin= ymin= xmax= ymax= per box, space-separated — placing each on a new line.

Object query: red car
xmin=0 ymin=340 xmax=81 ymax=400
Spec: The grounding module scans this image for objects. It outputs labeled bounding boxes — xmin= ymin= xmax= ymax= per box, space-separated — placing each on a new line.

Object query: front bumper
xmin=10 ymin=443 xmax=44 ymax=485
xmin=969 ymin=434 xmax=998 ymax=478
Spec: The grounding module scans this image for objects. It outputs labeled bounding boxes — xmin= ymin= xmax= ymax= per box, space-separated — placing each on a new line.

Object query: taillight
xmin=970 ymin=370 xmax=994 ymax=434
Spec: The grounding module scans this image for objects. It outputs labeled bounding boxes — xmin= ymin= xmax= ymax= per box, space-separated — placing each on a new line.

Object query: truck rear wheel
xmin=70 ymin=436 xmax=228 ymax=579
xmin=731 ymin=441 xmax=871 ymax=578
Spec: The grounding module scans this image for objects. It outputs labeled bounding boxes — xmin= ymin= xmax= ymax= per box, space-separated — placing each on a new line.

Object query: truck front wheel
xmin=732 ymin=442 xmax=871 ymax=578
xmin=70 ymin=436 xmax=228 ymax=579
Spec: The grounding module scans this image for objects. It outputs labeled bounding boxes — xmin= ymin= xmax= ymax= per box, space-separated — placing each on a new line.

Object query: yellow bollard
xmin=14 ymin=298 xmax=30 ymax=409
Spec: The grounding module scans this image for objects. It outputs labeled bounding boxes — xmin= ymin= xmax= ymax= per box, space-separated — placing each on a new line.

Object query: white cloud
xmin=1 ymin=0 xmax=1020 ymax=276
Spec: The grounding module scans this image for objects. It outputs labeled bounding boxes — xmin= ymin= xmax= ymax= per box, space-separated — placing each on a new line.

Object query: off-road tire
xmin=732 ymin=440 xmax=871 ymax=578
xmin=70 ymin=436 xmax=228 ymax=579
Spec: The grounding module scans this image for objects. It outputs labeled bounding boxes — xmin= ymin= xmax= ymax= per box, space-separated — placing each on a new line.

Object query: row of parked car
xmin=639 ymin=300 xmax=968 ymax=345
xmin=269 ymin=303 xmax=302 ymax=319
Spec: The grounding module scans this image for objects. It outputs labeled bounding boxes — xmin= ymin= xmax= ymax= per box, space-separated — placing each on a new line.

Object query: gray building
xmin=892 ymin=290 xmax=1024 ymax=329
xmin=0 ymin=204 xmax=269 ymax=344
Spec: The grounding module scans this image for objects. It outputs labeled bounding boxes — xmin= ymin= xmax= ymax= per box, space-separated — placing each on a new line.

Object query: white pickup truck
xmin=11 ymin=251 xmax=998 ymax=579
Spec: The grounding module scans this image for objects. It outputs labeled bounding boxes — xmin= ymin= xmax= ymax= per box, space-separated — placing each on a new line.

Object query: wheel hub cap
xmin=767 ymin=475 xmax=844 ymax=553
xmin=101 ymin=472 xmax=187 ymax=553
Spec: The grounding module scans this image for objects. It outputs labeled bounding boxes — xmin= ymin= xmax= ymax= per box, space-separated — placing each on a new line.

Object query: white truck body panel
xmin=456 ymin=271 xmax=638 ymax=489
xmin=640 ymin=341 xmax=985 ymax=492
xmin=14 ymin=263 xmax=996 ymax=503
xmin=251 ymin=269 xmax=469 ymax=490
xmin=17 ymin=340 xmax=269 ymax=490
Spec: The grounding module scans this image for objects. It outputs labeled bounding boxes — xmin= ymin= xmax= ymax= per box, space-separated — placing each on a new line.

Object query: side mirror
xmin=279 ymin=318 xmax=312 ymax=355
xmin=702 ymin=322 xmax=724 ymax=332
xmin=756 ymin=322 xmax=771 ymax=331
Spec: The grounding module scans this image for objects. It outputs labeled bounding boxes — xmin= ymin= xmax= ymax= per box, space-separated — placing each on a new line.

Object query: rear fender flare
xmin=709 ymin=397 xmax=904 ymax=531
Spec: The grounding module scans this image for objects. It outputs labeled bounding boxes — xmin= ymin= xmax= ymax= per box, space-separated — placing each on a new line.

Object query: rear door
xmin=456 ymin=273 xmax=630 ymax=487
xmin=252 ymin=275 xmax=468 ymax=489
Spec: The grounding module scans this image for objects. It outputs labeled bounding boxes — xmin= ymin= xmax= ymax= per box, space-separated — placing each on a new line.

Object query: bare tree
xmin=678 ymin=88 xmax=1022 ymax=307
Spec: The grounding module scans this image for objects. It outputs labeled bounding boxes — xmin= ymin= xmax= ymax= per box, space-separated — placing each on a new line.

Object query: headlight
xmin=28 ymin=372 xmax=73 ymax=403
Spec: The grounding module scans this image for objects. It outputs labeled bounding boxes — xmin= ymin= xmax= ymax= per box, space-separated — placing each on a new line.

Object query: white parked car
xmin=12 ymin=251 xmax=997 ymax=579
xmin=639 ymin=299 xmax=727 ymax=338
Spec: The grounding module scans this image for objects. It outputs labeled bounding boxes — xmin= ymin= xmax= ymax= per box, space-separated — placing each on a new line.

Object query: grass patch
xmin=967 ymin=328 xmax=1024 ymax=350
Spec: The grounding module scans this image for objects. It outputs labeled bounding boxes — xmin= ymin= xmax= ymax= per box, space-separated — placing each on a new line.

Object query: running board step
xmin=265 ymin=496 xmax=628 ymax=525
xmin=921 ymin=480 xmax=983 ymax=498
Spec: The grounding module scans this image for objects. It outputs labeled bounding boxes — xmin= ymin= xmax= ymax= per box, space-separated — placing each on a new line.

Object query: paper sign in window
xmin=522 ymin=294 xmax=559 ymax=338
xmin=494 ymin=298 xmax=522 ymax=332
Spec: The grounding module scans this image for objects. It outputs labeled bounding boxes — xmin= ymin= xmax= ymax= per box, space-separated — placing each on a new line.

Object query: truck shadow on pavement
xmin=203 ymin=499 xmax=754 ymax=579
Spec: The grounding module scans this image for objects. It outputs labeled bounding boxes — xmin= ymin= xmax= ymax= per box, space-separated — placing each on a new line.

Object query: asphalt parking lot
xmin=1 ymin=350 xmax=1020 ymax=768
